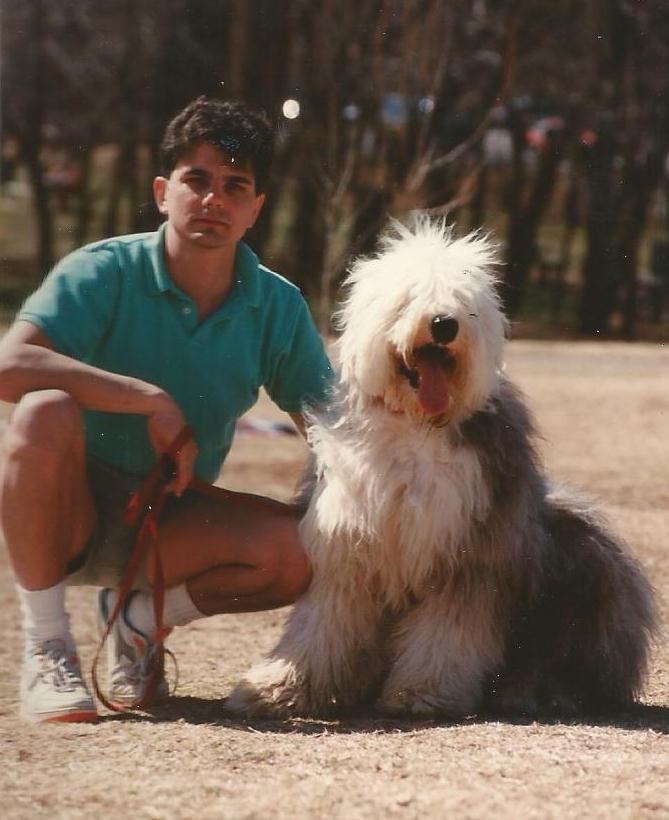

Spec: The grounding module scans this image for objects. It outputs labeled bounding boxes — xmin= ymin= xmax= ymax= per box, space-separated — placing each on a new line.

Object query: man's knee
xmin=6 ymin=390 xmax=83 ymax=456
xmin=273 ymin=520 xmax=313 ymax=604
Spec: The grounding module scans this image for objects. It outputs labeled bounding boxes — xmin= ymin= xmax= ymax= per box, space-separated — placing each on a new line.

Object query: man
xmin=0 ymin=97 xmax=332 ymax=722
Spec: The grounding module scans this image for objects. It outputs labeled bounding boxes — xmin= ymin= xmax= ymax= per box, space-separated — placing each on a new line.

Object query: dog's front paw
xmin=377 ymin=684 xmax=477 ymax=720
xmin=486 ymin=672 xmax=580 ymax=718
xmin=226 ymin=658 xmax=311 ymax=719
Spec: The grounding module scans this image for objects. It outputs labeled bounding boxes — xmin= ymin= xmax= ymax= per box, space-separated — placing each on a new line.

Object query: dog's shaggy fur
xmin=228 ymin=217 xmax=658 ymax=719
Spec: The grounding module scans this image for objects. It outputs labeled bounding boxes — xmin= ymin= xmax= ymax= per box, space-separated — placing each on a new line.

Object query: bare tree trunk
xmin=22 ymin=0 xmax=54 ymax=277
xmin=291 ymin=177 xmax=326 ymax=300
xmin=104 ymin=148 xmax=122 ymax=238
xmin=104 ymin=146 xmax=130 ymax=237
xmin=24 ymin=151 xmax=53 ymax=277
xmin=504 ymin=126 xmax=564 ymax=316
xmin=579 ymin=129 xmax=617 ymax=335
xmin=104 ymin=0 xmax=141 ymax=237
xmin=223 ymin=0 xmax=250 ymax=100
xmin=468 ymin=160 xmax=488 ymax=230
xmin=74 ymin=147 xmax=94 ymax=247
xmin=319 ymin=211 xmax=338 ymax=336
xmin=349 ymin=186 xmax=392 ymax=258
xmin=617 ymin=150 xmax=659 ymax=339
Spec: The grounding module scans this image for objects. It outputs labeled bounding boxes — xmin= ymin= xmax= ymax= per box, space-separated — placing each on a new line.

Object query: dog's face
xmin=336 ymin=218 xmax=507 ymax=423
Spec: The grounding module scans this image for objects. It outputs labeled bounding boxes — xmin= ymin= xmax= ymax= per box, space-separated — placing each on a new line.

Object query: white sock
xmin=126 ymin=584 xmax=204 ymax=636
xmin=164 ymin=584 xmax=204 ymax=628
xmin=16 ymin=580 xmax=72 ymax=651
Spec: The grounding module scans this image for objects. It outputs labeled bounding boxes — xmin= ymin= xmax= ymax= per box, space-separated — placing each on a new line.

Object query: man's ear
xmin=153 ymin=176 xmax=169 ymax=215
xmin=248 ymin=192 xmax=266 ymax=228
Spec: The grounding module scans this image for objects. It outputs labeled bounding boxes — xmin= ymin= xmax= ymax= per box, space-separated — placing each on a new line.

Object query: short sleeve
xmin=17 ymin=247 xmax=121 ymax=360
xmin=264 ymin=296 xmax=333 ymax=413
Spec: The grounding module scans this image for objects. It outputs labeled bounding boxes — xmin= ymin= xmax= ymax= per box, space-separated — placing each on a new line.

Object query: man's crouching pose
xmin=0 ymin=97 xmax=331 ymax=722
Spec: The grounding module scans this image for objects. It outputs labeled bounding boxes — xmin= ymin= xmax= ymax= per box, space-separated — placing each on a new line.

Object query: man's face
xmin=153 ymin=141 xmax=265 ymax=250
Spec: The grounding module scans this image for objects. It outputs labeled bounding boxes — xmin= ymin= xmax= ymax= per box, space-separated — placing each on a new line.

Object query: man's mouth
xmin=194 ymin=216 xmax=229 ymax=227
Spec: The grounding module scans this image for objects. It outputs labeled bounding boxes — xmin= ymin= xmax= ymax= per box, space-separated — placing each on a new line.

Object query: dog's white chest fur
xmin=301 ymin=411 xmax=490 ymax=603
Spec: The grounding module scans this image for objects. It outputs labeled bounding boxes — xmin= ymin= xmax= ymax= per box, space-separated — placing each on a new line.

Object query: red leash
xmin=92 ymin=426 xmax=297 ymax=712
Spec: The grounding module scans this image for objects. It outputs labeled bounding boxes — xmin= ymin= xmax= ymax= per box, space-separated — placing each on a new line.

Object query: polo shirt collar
xmin=146 ymin=222 xmax=262 ymax=309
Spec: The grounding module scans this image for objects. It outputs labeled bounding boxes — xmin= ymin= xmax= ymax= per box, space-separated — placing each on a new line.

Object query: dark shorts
xmin=65 ymin=457 xmax=163 ymax=591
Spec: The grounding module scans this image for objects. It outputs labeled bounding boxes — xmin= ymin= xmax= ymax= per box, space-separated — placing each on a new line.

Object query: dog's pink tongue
xmin=415 ymin=359 xmax=450 ymax=416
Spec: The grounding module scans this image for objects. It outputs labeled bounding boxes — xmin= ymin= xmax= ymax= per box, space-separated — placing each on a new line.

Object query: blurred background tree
xmin=1 ymin=0 xmax=668 ymax=338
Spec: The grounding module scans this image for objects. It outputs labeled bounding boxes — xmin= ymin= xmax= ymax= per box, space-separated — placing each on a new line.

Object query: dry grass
xmin=0 ymin=340 xmax=667 ymax=819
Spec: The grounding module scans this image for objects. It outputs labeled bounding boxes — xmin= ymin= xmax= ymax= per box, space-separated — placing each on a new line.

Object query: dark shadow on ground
xmin=99 ymin=696 xmax=669 ymax=736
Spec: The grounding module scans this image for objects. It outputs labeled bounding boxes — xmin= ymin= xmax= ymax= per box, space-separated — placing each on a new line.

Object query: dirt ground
xmin=0 ymin=340 xmax=667 ymax=819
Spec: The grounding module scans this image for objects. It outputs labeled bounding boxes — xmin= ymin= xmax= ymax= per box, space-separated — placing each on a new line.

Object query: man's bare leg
xmin=100 ymin=485 xmax=311 ymax=706
xmin=0 ymin=389 xmax=97 ymax=722
xmin=156 ymin=492 xmax=311 ymax=613
xmin=0 ymin=389 xmax=96 ymax=589
xmin=117 ymin=491 xmax=310 ymax=641
xmin=1 ymin=389 xmax=311 ymax=714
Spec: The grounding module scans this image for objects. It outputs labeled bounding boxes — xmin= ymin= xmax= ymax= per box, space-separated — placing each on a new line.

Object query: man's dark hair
xmin=160 ymin=97 xmax=274 ymax=193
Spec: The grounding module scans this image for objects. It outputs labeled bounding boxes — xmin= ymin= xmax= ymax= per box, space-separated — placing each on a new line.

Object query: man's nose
xmin=202 ymin=186 xmax=224 ymax=206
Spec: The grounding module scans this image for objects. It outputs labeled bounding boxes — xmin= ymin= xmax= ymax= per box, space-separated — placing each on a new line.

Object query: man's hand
xmin=146 ymin=398 xmax=198 ymax=496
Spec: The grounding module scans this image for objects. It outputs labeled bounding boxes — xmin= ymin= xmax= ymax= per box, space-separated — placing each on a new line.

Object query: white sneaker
xmin=98 ymin=588 xmax=171 ymax=707
xmin=20 ymin=638 xmax=98 ymax=723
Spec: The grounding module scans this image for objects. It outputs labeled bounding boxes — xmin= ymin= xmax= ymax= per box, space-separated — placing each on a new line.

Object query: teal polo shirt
xmin=18 ymin=224 xmax=332 ymax=481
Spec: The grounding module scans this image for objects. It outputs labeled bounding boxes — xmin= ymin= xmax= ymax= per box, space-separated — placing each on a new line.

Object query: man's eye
xmin=185 ymin=176 xmax=208 ymax=190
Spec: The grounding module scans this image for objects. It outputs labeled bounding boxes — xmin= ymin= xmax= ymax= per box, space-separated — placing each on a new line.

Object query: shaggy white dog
xmin=228 ymin=217 xmax=658 ymax=719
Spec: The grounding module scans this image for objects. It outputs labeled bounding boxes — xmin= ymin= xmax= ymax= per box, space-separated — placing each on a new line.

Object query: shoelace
xmin=33 ymin=640 xmax=83 ymax=693
xmin=140 ymin=641 xmax=178 ymax=694
xmin=111 ymin=633 xmax=178 ymax=694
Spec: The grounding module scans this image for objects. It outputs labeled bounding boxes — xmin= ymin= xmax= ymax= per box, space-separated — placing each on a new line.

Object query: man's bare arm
xmin=0 ymin=320 xmax=197 ymax=494
xmin=0 ymin=321 xmax=167 ymax=412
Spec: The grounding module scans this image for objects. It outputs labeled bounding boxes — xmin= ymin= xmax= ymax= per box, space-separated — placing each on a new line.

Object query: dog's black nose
xmin=430 ymin=315 xmax=459 ymax=344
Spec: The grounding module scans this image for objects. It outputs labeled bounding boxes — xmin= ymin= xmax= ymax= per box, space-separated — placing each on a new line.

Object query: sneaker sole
xmin=108 ymin=683 xmax=169 ymax=707
xmin=21 ymin=707 xmax=99 ymax=724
